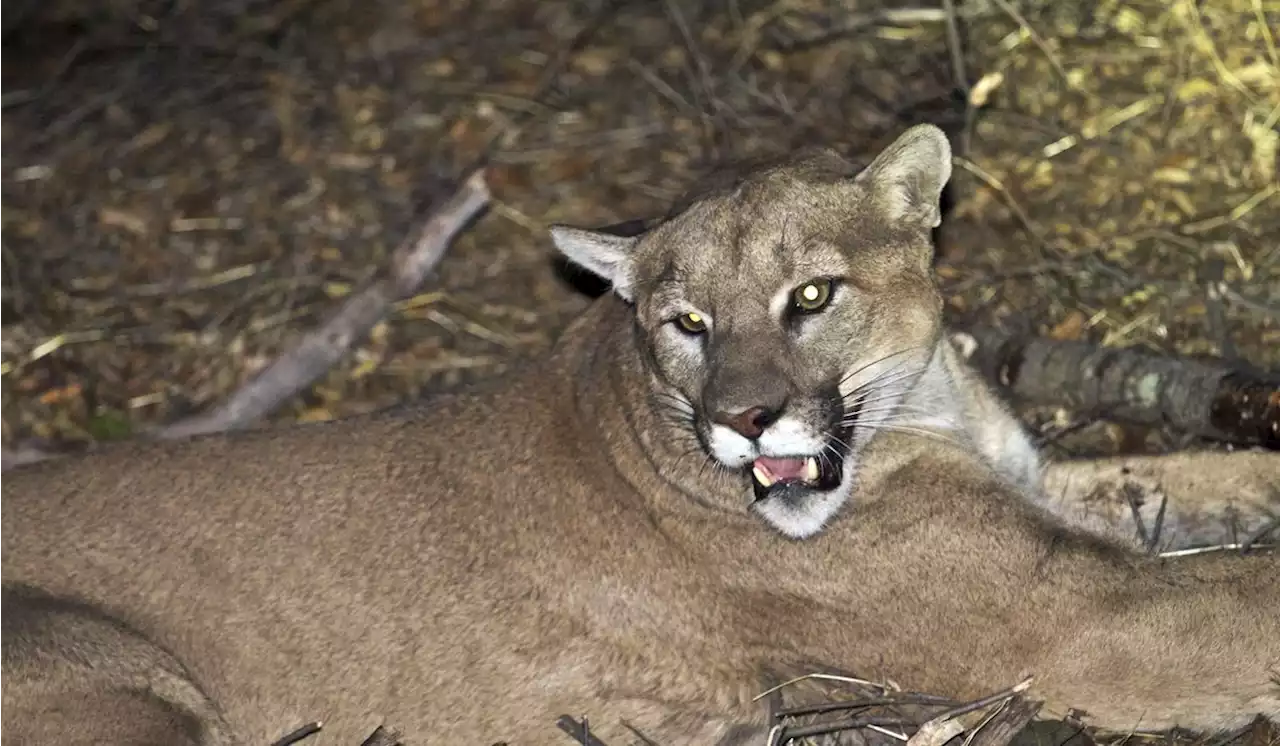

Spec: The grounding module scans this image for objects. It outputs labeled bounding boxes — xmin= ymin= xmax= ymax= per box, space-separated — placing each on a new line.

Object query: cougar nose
xmin=713 ymin=406 xmax=779 ymax=440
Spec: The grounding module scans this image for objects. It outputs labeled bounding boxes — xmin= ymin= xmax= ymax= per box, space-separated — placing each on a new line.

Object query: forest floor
xmin=3 ymin=0 xmax=1276 ymax=459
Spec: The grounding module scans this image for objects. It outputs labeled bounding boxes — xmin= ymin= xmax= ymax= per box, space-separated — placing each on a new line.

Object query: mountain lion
xmin=3 ymin=125 xmax=1277 ymax=746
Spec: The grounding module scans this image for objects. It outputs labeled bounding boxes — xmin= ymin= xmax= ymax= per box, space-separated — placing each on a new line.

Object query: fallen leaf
xmin=1048 ymin=310 xmax=1087 ymax=341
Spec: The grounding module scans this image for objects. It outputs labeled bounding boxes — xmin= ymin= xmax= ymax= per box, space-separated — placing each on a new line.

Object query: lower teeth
xmin=752 ymin=458 xmax=822 ymax=489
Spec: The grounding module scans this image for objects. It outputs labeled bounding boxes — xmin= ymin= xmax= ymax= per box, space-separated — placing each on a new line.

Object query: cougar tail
xmin=1 ymin=583 xmax=240 ymax=746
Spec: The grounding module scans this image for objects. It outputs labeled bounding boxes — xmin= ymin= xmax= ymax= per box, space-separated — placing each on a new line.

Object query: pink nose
xmin=713 ymin=406 xmax=776 ymax=439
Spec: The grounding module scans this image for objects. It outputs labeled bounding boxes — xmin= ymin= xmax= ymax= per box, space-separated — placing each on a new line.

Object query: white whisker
xmin=844 ymin=394 xmax=916 ymax=412
xmin=844 ymin=370 xmax=925 ymax=402
xmin=838 ymin=347 xmax=928 ymax=387
xmin=842 ymin=406 xmax=943 ymax=424
xmin=845 ymin=406 xmax=955 ymax=425
xmin=825 ymin=436 xmax=851 ymax=455
xmin=857 ymin=423 xmax=964 ymax=447
xmin=843 ymin=387 xmax=915 ymax=409
xmin=845 ymin=362 xmax=920 ymax=392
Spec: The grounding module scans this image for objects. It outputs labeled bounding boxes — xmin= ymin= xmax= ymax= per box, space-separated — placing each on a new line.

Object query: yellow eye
xmin=675 ymin=312 xmax=707 ymax=334
xmin=792 ymin=278 xmax=833 ymax=313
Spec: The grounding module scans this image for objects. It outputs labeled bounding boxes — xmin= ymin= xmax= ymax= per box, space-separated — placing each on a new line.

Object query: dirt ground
xmin=2 ymin=0 xmax=1278 ymax=740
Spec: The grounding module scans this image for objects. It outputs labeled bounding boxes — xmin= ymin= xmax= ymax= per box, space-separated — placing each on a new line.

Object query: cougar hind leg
xmin=943 ymin=334 xmax=1279 ymax=553
xmin=1038 ymin=449 xmax=1279 ymax=553
xmin=1 ymin=583 xmax=239 ymax=746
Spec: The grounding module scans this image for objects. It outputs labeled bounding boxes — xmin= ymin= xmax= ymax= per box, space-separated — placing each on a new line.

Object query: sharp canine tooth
xmin=804 ymin=457 xmax=819 ymax=481
xmin=752 ymin=465 xmax=774 ymax=487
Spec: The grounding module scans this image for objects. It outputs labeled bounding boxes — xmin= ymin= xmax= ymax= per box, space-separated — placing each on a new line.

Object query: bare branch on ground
xmin=159 ymin=169 xmax=491 ymax=440
xmin=1 ymin=169 xmax=491 ymax=469
xmin=953 ymin=325 xmax=1280 ymax=450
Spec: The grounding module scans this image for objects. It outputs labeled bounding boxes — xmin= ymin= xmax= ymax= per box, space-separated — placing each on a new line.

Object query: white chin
xmin=751 ymin=473 xmax=856 ymax=539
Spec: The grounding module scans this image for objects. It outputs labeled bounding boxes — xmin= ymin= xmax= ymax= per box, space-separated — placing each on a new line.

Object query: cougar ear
xmin=550 ymin=225 xmax=640 ymax=301
xmin=853 ymin=124 xmax=953 ymax=231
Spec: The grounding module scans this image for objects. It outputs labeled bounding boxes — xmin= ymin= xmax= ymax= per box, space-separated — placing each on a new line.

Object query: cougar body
xmin=4 ymin=126 xmax=1278 ymax=745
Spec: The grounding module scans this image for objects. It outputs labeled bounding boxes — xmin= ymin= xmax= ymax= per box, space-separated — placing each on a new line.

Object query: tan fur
xmin=3 ymin=126 xmax=1277 ymax=745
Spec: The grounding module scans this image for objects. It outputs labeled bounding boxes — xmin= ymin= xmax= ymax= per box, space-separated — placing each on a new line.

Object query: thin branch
xmin=271 ymin=722 xmax=323 ymax=746
xmin=941 ymin=0 xmax=969 ymax=95
xmin=921 ymin=677 xmax=1033 ymax=725
xmin=907 ymin=679 xmax=1036 ymax=746
xmin=985 ymin=0 xmax=1072 ymax=88
xmin=1 ymin=170 xmax=491 ymax=469
xmin=157 ymin=169 xmax=490 ymax=440
xmin=556 ymin=715 xmax=612 ymax=746
xmin=1 ymin=447 xmax=60 ymax=471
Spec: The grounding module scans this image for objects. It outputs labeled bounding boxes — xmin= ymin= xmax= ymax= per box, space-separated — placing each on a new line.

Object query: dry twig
xmin=157 ymin=170 xmax=490 ymax=440
xmin=1 ymin=170 xmax=491 ymax=468
xmin=556 ymin=715 xmax=611 ymax=746
xmin=965 ymin=695 xmax=1042 ymax=746
xmin=270 ymin=722 xmax=402 ymax=746
xmin=763 ymin=675 xmax=1037 ymax=744
xmin=907 ymin=678 xmax=1036 ymax=746
xmin=270 ymin=722 xmax=323 ymax=746
xmin=1 ymin=447 xmax=58 ymax=472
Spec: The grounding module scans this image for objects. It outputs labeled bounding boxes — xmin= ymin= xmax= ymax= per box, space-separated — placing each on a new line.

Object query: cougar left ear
xmin=853 ymin=124 xmax=953 ymax=231
xmin=549 ymin=225 xmax=640 ymax=301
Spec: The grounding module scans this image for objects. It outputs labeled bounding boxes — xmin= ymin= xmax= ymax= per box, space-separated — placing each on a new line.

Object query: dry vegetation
xmin=3 ymin=0 xmax=1276 ymax=458
xmin=2 ymin=0 xmax=1277 ymax=741
xmin=948 ymin=0 xmax=1280 ymax=454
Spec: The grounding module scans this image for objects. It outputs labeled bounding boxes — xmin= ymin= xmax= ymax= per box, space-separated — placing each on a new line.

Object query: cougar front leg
xmin=1038 ymin=450 xmax=1279 ymax=552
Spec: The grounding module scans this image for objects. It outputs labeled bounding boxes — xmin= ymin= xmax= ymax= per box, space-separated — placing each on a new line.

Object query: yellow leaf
xmin=1151 ymin=167 xmax=1192 ymax=184
xmin=350 ymin=357 xmax=379 ymax=380
xmin=1176 ymin=78 xmax=1217 ymax=102
xmin=297 ymin=407 xmax=334 ymax=423
xmin=324 ymin=282 xmax=352 ymax=298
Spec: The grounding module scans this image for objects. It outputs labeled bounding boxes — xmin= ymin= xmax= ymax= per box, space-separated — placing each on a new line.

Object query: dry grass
xmin=942 ymin=0 xmax=1280 ymax=455
xmin=733 ymin=669 xmax=1274 ymax=746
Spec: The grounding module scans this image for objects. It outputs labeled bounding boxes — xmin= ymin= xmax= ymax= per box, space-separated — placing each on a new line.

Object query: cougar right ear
xmin=853 ymin=124 xmax=953 ymax=232
xmin=550 ymin=225 xmax=640 ymax=302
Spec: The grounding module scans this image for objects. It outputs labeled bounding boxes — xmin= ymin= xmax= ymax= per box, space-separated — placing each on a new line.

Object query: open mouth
xmin=749 ymin=444 xmax=845 ymax=503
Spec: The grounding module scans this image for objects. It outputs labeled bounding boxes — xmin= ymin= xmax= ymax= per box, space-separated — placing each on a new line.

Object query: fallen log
xmin=952 ymin=325 xmax=1280 ymax=451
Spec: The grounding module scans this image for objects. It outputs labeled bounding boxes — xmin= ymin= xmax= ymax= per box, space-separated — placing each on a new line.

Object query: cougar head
xmin=551 ymin=124 xmax=951 ymax=538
